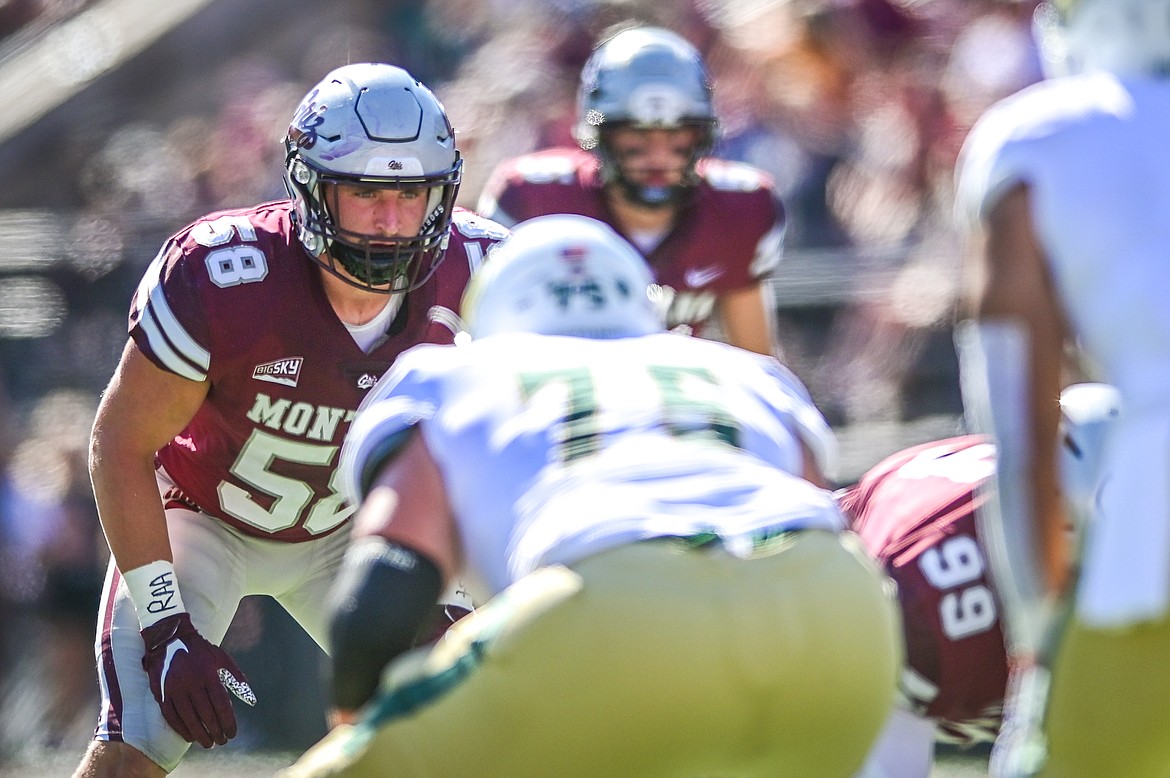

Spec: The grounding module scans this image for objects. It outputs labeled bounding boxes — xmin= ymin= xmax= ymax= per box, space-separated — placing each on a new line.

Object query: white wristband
xmin=122 ymin=560 xmax=187 ymax=629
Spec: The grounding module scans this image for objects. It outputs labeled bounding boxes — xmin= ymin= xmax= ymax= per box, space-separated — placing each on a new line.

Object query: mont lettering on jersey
xmin=128 ymin=202 xmax=504 ymax=542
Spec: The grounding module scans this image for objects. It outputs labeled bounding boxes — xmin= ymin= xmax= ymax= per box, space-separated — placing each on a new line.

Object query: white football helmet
xmin=573 ymin=26 xmax=718 ymax=207
xmin=284 ymin=63 xmax=462 ymax=292
xmin=1034 ymin=0 xmax=1170 ymax=78
xmin=460 ymin=214 xmax=665 ymax=339
xmin=1058 ymin=382 xmax=1121 ymax=523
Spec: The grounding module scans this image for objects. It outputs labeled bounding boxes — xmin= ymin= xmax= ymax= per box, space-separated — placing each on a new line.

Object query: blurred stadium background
xmin=0 ymin=0 xmax=1043 ymax=773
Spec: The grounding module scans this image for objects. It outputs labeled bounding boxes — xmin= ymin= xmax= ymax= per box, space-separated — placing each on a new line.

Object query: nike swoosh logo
xmin=684 ymin=266 xmax=724 ymax=288
xmin=160 ymin=639 xmax=188 ymax=701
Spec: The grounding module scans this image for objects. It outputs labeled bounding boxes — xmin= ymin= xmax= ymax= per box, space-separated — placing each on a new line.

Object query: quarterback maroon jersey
xmin=838 ymin=435 xmax=1007 ymax=744
xmin=477 ymin=147 xmax=784 ymax=337
xmin=127 ymin=201 xmax=505 ymax=543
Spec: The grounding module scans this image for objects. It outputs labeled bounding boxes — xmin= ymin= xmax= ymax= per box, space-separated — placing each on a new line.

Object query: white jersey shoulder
xmin=698 ymin=158 xmax=769 ymax=193
xmin=451 ymin=209 xmax=510 ymax=241
xmin=512 ymin=153 xmax=580 ymax=185
xmin=955 ymin=72 xmax=1134 ymax=230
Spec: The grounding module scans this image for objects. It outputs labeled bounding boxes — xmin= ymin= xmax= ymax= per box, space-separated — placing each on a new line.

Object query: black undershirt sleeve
xmin=327 ymin=536 xmax=443 ymax=711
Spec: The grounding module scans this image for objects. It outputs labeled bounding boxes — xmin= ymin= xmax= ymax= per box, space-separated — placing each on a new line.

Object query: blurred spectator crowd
xmin=0 ymin=0 xmax=1043 ymax=763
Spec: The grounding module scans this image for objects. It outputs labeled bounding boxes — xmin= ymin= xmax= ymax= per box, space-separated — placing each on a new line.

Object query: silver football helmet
xmin=460 ymin=214 xmax=665 ymax=339
xmin=1058 ymin=382 xmax=1121 ymax=524
xmin=573 ymin=26 xmax=718 ymax=208
xmin=284 ymin=63 xmax=462 ymax=293
xmin=1035 ymin=0 xmax=1170 ymax=78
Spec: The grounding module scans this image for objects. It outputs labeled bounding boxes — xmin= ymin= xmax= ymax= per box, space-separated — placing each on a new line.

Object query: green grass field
xmin=4 ymin=745 xmax=991 ymax=776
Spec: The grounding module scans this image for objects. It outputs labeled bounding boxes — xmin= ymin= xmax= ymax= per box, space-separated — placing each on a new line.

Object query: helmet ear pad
xmin=283 ymin=63 xmax=462 ymax=293
xmin=286 ymin=157 xmax=327 ymax=258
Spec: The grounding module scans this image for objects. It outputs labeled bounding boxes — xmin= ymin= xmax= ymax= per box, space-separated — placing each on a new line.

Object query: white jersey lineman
xmin=343 ymin=330 xmax=838 ymax=599
xmin=957 ymin=71 xmax=1170 ymax=631
xmin=291 ymin=331 xmax=899 ymax=778
xmin=956 ymin=51 xmax=1170 ymax=777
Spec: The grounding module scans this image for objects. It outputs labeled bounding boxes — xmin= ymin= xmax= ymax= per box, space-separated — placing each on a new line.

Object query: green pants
xmin=284 ymin=531 xmax=901 ymax=778
xmin=1043 ymin=614 xmax=1170 ymax=777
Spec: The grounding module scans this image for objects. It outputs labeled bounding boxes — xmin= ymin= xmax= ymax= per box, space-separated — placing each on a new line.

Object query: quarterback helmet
xmin=1034 ymin=0 xmax=1170 ymax=78
xmin=284 ymin=63 xmax=462 ymax=292
xmin=573 ymin=26 xmax=718 ymax=207
xmin=1058 ymin=382 xmax=1121 ymax=522
xmin=461 ymin=214 xmax=665 ymax=339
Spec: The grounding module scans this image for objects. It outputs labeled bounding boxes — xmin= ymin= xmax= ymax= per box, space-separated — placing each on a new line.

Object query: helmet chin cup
xmin=617 ymin=178 xmax=690 ymax=209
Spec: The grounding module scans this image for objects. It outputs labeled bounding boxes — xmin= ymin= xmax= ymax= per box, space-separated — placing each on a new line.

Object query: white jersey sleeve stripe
xmin=130 ymin=243 xmax=212 ymax=380
xmin=749 ymin=219 xmax=785 ymax=278
xmin=143 ymin=280 xmax=211 ymax=372
xmin=137 ymin=305 xmax=207 ymax=382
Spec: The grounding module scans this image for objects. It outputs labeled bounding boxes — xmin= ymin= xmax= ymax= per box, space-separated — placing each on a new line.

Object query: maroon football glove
xmin=140 ymin=612 xmax=255 ymax=748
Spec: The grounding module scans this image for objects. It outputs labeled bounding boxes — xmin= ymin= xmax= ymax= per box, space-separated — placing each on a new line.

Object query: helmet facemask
xmin=285 ymin=149 xmax=462 ymax=293
xmin=592 ymin=120 xmax=715 ymax=209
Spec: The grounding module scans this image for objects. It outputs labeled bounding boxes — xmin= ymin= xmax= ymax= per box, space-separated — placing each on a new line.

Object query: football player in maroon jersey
xmin=838 ymin=383 xmax=1119 ymax=778
xmin=73 ymin=63 xmax=507 ymax=778
xmin=476 ymin=25 xmax=786 ymax=359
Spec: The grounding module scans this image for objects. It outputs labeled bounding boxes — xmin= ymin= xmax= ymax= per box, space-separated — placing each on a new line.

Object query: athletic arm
xmin=350 ymin=429 xmax=461 ymax=580
xmin=717 ymin=283 xmax=782 ymax=360
xmin=800 ymin=440 xmax=829 ymax=488
xmin=964 ymin=183 xmax=1069 ymax=597
xmin=330 ymin=430 xmax=462 ymax=723
xmin=475 ymin=163 xmax=522 ymax=228
xmin=89 ymin=339 xmax=209 ymax=574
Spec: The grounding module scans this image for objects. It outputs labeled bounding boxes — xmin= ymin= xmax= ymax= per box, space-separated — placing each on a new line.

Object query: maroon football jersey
xmin=128 ymin=202 xmax=506 ymax=543
xmin=477 ymin=147 xmax=785 ymax=337
xmin=839 ymin=435 xmax=1007 ymax=744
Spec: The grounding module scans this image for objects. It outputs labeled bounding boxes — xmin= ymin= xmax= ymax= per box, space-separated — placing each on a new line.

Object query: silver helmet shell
xmin=284 ymin=63 xmax=462 ymax=292
xmin=1035 ymin=0 xmax=1170 ymax=78
xmin=461 ymin=214 xmax=665 ymax=339
xmin=573 ymin=26 xmax=718 ymax=207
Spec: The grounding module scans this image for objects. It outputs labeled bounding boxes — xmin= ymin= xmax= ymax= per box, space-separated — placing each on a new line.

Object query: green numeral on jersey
xmin=519 ymin=365 xmax=739 ymax=463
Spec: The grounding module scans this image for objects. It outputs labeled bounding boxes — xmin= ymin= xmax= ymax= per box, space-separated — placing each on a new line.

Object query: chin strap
xmin=597 ymin=141 xmax=701 ymax=210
